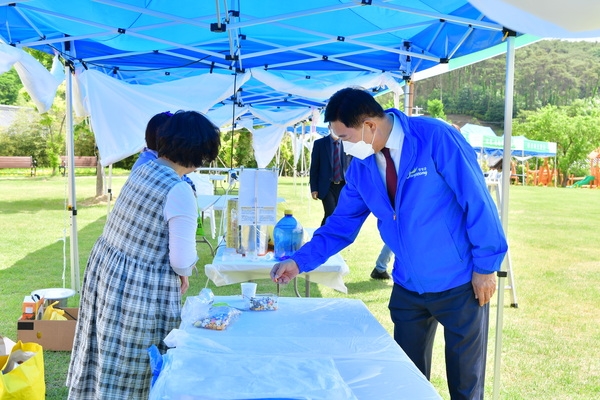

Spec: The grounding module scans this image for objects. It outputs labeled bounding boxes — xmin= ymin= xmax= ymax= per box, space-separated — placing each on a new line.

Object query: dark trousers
xmin=389 ymin=282 xmax=489 ymax=400
xmin=320 ymin=182 xmax=344 ymax=226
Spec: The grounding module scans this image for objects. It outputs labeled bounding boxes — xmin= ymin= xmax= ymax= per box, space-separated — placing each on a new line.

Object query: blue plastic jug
xmin=273 ymin=210 xmax=304 ymax=261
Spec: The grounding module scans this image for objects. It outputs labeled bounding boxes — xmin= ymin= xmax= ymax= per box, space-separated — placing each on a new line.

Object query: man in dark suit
xmin=310 ymin=133 xmax=350 ymax=226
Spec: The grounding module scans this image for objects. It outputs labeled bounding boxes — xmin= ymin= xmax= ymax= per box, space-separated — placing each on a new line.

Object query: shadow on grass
xmin=344 ymin=279 xmax=393 ymax=295
xmin=0 ymin=197 xmax=69 ymax=214
xmin=0 ymin=214 xmax=107 ymax=400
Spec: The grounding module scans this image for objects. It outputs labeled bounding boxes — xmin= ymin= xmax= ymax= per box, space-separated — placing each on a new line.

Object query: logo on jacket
xmin=407 ymin=167 xmax=428 ymax=180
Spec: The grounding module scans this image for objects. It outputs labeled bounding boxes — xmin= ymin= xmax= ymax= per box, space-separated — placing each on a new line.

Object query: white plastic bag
xmin=179 ymin=289 xmax=214 ymax=328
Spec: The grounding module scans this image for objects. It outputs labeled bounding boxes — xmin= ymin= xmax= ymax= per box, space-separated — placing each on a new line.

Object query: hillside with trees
xmin=413 ymin=39 xmax=600 ymax=125
xmin=405 ymin=40 xmax=600 ymax=185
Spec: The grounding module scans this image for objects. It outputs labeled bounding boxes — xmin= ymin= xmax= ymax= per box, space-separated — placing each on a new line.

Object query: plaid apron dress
xmin=67 ymin=162 xmax=187 ymax=399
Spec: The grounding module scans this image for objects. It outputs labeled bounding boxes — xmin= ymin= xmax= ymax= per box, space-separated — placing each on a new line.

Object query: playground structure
xmin=524 ymin=159 xmax=555 ymax=186
xmin=509 ymin=149 xmax=600 ymax=189
xmin=567 ymin=148 xmax=600 ymax=188
xmin=509 ymin=158 xmax=558 ymax=187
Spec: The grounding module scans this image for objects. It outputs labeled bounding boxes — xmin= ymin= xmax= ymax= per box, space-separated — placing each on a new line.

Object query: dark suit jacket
xmin=310 ymin=136 xmax=351 ymax=200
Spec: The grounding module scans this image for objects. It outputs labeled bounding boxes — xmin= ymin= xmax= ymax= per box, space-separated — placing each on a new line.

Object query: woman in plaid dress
xmin=67 ymin=111 xmax=220 ymax=399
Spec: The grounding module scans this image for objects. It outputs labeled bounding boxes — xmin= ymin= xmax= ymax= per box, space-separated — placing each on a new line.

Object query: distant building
xmin=0 ymin=105 xmax=35 ymax=129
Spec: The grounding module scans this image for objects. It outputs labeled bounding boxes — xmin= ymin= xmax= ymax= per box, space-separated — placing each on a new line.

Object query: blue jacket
xmin=292 ymin=109 xmax=507 ymax=294
xmin=131 ymin=148 xmax=158 ymax=171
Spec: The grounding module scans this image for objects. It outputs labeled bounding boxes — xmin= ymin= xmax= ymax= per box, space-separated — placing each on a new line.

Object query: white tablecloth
xmin=150 ymin=296 xmax=442 ymax=400
xmin=205 ymin=245 xmax=350 ymax=293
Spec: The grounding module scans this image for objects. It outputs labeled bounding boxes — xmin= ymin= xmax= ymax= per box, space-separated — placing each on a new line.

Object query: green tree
xmin=0 ymin=69 xmax=21 ymax=104
xmin=513 ymin=100 xmax=600 ymax=186
xmin=414 ymin=39 xmax=600 ymax=125
xmin=427 ymin=99 xmax=446 ymax=119
xmin=0 ymin=80 xmax=102 ymax=178
xmin=374 ymin=91 xmax=403 ymax=111
xmin=214 ymin=126 xmax=310 ymax=176
xmin=0 ymin=108 xmax=48 ymax=162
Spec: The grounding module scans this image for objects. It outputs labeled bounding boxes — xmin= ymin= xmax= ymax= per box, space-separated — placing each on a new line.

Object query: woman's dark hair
xmin=145 ymin=112 xmax=172 ymax=150
xmin=157 ymin=110 xmax=221 ymax=168
xmin=324 ymin=87 xmax=385 ymax=128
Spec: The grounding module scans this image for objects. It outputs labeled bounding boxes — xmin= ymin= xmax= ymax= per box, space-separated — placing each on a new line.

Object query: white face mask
xmin=342 ymin=124 xmax=375 ymax=160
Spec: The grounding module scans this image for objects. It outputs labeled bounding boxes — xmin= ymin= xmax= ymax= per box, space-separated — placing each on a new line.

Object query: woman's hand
xmin=179 ymin=275 xmax=189 ymax=295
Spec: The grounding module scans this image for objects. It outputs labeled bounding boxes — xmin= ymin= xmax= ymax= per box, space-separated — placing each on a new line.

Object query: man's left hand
xmin=471 ymin=271 xmax=496 ymax=306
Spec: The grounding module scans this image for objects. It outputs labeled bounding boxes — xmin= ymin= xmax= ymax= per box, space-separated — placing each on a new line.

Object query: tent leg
xmin=494 ymin=34 xmax=516 ymax=400
xmin=504 ymin=246 xmax=518 ymax=308
xmin=65 ymin=53 xmax=81 ymax=293
xmin=492 ymin=181 xmax=518 ymax=307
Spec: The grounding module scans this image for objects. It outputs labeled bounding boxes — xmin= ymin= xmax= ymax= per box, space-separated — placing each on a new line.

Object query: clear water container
xmin=273 ymin=210 xmax=304 ymax=261
xmin=238 ymin=224 xmax=269 ymax=256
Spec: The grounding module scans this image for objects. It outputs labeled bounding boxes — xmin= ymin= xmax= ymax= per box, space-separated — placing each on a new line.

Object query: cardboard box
xmin=21 ymin=295 xmax=45 ymax=321
xmin=17 ymin=308 xmax=78 ymax=351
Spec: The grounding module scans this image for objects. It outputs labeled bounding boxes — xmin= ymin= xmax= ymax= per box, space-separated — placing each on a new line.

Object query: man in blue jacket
xmin=271 ymin=87 xmax=507 ymax=400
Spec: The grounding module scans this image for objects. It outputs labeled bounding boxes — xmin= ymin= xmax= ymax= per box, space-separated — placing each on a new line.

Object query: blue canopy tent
xmin=2 ymin=1 xmax=600 ymax=398
xmin=0 ymin=1 xmax=543 ymax=164
xmin=1 ymin=0 xmax=534 ymax=291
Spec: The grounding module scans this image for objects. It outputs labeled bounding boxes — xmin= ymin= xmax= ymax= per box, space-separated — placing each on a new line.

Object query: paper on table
xmin=150 ymin=351 xmax=358 ymax=400
xmin=238 ymin=168 xmax=278 ymax=225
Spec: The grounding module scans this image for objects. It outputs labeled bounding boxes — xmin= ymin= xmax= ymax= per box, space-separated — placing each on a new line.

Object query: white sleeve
xmin=164 ymin=181 xmax=199 ymax=276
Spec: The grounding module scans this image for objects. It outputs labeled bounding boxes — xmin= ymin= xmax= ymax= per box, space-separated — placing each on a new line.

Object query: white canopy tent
xmin=461 ymin=123 xmax=557 ymax=158
xmin=460 ymin=123 xmax=558 ymax=185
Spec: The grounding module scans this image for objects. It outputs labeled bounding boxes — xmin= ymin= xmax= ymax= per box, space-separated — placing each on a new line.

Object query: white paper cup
xmin=241 ymin=282 xmax=257 ymax=308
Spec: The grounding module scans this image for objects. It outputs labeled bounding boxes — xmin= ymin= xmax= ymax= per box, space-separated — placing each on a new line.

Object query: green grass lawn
xmin=1 ymin=173 xmax=599 ymax=399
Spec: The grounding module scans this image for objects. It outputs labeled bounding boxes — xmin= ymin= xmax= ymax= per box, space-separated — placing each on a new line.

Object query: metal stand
xmin=505 ymin=247 xmax=518 ymax=308
xmin=196 ymin=211 xmax=215 ymax=257
xmin=488 ymin=180 xmax=518 ymax=307
xmin=277 ymin=277 xmax=305 ymax=298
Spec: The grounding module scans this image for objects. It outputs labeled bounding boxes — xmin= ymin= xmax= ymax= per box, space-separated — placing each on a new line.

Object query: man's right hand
xmin=311 ymin=191 xmax=318 ymax=200
xmin=270 ymin=259 xmax=300 ymax=284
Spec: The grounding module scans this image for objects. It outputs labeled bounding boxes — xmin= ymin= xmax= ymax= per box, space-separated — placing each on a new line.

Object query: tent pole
xmin=403 ymin=81 xmax=411 ymax=116
xmin=554 ymin=155 xmax=558 ymax=187
xmin=291 ymin=125 xmax=297 ymax=188
xmin=65 ymin=58 xmax=81 ymax=293
xmin=106 ymin=164 xmax=113 ymax=215
xmin=301 ymin=125 xmax=305 ymax=180
xmin=229 ymin=75 xmax=239 ymax=170
xmin=521 ymin=151 xmax=524 ymax=186
xmin=494 ymin=33 xmax=516 ymax=400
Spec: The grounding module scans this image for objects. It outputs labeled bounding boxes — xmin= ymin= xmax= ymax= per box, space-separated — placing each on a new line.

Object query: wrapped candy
xmin=249 ymin=294 xmax=278 ymax=311
xmin=194 ymin=305 xmax=241 ymax=330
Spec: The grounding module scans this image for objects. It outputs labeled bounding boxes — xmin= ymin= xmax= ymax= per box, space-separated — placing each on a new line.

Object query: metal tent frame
xmin=7 ymin=2 xmax=598 ymax=398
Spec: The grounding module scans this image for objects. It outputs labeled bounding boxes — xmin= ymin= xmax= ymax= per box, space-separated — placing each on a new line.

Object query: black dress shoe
xmin=370 ymin=268 xmax=391 ymax=280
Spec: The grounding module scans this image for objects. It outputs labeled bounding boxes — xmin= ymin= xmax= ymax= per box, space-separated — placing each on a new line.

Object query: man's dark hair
xmin=157 ymin=110 xmax=221 ymax=168
xmin=324 ymin=87 xmax=385 ymax=128
xmin=145 ymin=112 xmax=171 ymax=150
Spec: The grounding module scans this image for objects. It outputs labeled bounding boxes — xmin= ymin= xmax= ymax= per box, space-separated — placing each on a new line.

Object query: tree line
xmin=413 ymin=39 xmax=600 ymax=123
xmin=404 ymin=40 xmax=600 ymax=185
